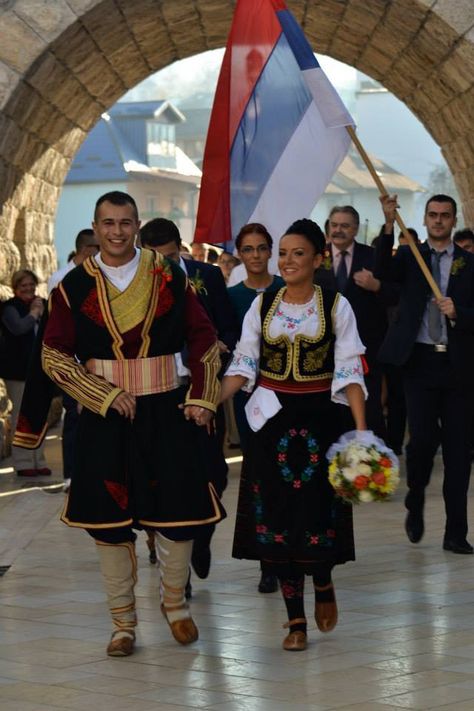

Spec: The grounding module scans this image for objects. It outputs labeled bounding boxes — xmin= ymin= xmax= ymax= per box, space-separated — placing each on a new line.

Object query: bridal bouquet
xmin=326 ymin=431 xmax=400 ymax=504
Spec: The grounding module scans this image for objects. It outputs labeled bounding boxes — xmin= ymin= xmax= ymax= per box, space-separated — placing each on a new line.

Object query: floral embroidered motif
xmin=189 ymin=269 xmax=208 ymax=295
xmin=277 ymin=428 xmax=320 ymax=487
xmin=451 ymin=257 xmax=466 ymax=276
xmin=230 ymin=353 xmax=257 ymax=371
xmin=262 ymin=343 xmax=283 ymax=373
xmin=155 ymin=284 xmax=174 ymax=318
xmin=253 ymin=481 xmax=288 ymax=545
xmin=104 ymin=480 xmax=128 ymax=510
xmin=334 ymin=363 xmax=363 ymax=380
xmin=275 ymin=304 xmax=315 ymax=330
xmin=80 ymin=287 xmax=105 ymax=326
xmin=302 ymin=341 xmax=331 ymax=372
xmin=305 ymin=529 xmax=336 ymax=547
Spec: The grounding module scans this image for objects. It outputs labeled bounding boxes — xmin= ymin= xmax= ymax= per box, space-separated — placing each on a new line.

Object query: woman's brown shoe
xmin=282 ymin=618 xmax=307 ymax=651
xmin=314 ymin=582 xmax=338 ymax=633
xmin=161 ymin=603 xmax=198 ymax=645
xmin=106 ymin=629 xmax=135 ymax=657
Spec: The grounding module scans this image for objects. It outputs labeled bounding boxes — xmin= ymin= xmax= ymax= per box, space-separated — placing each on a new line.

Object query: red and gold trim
xmin=139 ymin=483 xmax=223 ymax=528
xmin=12 ymin=421 xmax=49 ymax=449
xmin=258 ymin=375 xmax=332 ymax=394
xmin=83 ymin=258 xmax=124 ymax=359
xmin=185 ymin=341 xmax=220 ymax=412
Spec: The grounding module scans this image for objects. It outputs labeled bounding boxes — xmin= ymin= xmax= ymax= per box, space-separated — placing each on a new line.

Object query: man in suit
xmin=375 ymin=193 xmax=474 ymax=554
xmin=140 ymin=218 xmax=238 ymax=581
xmin=314 ymin=205 xmax=393 ymax=436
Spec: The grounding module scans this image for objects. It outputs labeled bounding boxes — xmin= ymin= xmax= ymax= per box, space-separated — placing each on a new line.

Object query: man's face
xmin=146 ymin=239 xmax=181 ymax=263
xmin=455 ymin=238 xmax=474 ymax=254
xmin=328 ymin=211 xmax=358 ymax=251
xmin=77 ymin=237 xmax=99 ymax=263
xmin=424 ymin=201 xmax=456 ymax=243
xmin=191 ymin=243 xmax=207 ymax=262
xmin=93 ymin=201 xmax=140 ymax=266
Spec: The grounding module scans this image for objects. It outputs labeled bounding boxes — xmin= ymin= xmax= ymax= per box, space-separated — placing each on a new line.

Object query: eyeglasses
xmin=240 ymin=245 xmax=270 ymax=255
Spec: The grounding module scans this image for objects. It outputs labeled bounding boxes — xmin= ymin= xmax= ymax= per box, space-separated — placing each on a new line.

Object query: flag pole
xmin=346 ymin=125 xmax=441 ymax=299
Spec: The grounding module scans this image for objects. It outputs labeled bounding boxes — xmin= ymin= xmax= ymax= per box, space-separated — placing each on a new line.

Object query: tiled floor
xmin=1 ymin=433 xmax=474 ymax=710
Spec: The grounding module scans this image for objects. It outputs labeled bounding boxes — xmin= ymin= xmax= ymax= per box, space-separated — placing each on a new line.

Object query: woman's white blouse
xmin=226 ymin=290 xmax=367 ymax=406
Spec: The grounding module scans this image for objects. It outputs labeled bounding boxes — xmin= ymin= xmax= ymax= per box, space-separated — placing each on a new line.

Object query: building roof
xmin=66 ymin=101 xmax=199 ymax=185
xmin=329 ymin=149 xmax=425 ymax=194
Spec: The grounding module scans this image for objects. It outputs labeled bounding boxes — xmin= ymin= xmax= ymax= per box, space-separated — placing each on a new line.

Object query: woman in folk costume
xmin=15 ymin=191 xmax=224 ymax=657
xmin=221 ymin=219 xmax=367 ymax=651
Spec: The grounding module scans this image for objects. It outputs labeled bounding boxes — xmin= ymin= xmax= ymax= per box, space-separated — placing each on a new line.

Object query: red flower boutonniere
xmin=151 ymin=260 xmax=173 ymax=292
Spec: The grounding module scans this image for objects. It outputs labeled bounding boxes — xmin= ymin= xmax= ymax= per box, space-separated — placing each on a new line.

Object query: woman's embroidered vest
xmin=259 ymin=286 xmax=338 ymax=388
xmin=61 ymin=251 xmax=187 ymax=362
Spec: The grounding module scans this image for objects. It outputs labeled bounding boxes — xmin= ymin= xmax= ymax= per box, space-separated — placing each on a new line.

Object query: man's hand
xmin=436 ymin=296 xmax=457 ymax=320
xmin=183 ymin=404 xmax=214 ymax=428
xmin=29 ymin=297 xmax=44 ymax=320
xmin=110 ymin=391 xmax=136 ymax=420
xmin=217 ymin=339 xmax=229 ymax=354
xmin=379 ymin=193 xmax=399 ymax=231
xmin=353 ymin=268 xmax=381 ymax=292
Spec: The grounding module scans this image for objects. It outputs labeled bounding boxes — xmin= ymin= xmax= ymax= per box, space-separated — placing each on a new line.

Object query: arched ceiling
xmin=0 ymin=0 xmax=473 ymax=284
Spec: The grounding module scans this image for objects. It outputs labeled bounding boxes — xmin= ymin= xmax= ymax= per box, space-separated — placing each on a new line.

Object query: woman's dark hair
xmin=235 ymin=223 xmax=273 ymax=251
xmin=283 ymin=219 xmax=325 ymax=255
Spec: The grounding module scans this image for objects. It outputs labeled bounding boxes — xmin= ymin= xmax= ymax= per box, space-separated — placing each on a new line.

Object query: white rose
xmin=342 ymin=466 xmax=359 ymax=482
xmin=359 ymin=490 xmax=373 ymax=503
xmin=357 ymin=463 xmax=372 ymax=477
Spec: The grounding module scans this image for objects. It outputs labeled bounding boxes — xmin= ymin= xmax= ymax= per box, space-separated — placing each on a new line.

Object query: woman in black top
xmin=0 ymin=269 xmax=50 ymax=476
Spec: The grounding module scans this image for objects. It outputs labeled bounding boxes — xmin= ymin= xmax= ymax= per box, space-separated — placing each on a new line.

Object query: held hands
xmin=353 ymin=268 xmax=381 ymax=292
xmin=217 ymin=339 xmax=230 ymax=354
xmin=183 ymin=404 xmax=214 ymax=428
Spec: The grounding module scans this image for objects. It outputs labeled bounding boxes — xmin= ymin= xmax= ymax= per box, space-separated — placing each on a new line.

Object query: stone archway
xmin=0 ymin=0 xmax=473 ymax=292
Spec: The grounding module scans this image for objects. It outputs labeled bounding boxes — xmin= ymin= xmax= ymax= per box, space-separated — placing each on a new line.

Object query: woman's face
xmin=15 ymin=277 xmax=37 ymax=301
xmin=238 ymin=233 xmax=271 ymax=275
xmin=278 ymin=234 xmax=322 ymax=287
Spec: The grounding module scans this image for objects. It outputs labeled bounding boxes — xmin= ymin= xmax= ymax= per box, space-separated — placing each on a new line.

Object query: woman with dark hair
xmin=0 ymin=270 xmax=50 ymax=476
xmin=221 ymin=218 xmax=367 ymax=651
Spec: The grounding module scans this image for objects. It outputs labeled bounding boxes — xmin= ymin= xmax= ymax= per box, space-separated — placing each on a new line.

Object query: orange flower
xmin=371 ymin=472 xmax=386 ymax=486
xmin=354 ymin=475 xmax=370 ymax=490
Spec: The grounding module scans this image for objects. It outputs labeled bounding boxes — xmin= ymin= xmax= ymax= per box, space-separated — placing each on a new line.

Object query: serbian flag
xmin=194 ymin=0 xmax=354 ymax=248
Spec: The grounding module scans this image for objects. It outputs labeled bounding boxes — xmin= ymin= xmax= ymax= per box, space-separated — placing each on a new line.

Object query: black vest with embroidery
xmin=259 ymin=286 xmax=338 ymax=388
xmin=60 ymin=253 xmax=187 ymax=363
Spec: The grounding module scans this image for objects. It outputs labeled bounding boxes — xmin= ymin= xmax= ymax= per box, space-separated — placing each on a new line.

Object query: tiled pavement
xmin=1 ymin=431 xmax=474 ymax=710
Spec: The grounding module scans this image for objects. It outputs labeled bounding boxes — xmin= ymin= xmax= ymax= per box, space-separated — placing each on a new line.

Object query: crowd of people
xmin=4 ymin=188 xmax=474 ymax=657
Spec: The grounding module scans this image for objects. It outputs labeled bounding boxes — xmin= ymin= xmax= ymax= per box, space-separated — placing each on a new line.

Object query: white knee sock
xmin=156 ymin=533 xmax=192 ymax=624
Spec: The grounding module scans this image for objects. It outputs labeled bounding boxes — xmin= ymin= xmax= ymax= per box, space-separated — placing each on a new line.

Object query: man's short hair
xmin=425 ymin=194 xmax=457 ymax=217
xmin=328 ymin=205 xmax=360 ymax=227
xmin=94 ymin=191 xmax=138 ymax=221
xmin=453 ymin=228 xmax=474 ymax=244
xmin=140 ymin=218 xmax=181 ymax=248
xmin=75 ymin=228 xmax=95 ymax=251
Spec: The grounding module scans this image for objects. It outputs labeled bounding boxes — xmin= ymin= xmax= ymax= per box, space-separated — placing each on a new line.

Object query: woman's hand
xmin=29 ymin=297 xmax=44 ymax=320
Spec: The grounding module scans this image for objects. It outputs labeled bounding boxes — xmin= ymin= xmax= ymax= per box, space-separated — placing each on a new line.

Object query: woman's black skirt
xmin=232 ymin=391 xmax=354 ymax=575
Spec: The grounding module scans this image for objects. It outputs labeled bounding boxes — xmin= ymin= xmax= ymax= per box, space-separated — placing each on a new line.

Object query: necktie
xmin=428 ymin=249 xmax=446 ymax=343
xmin=336 ymin=250 xmax=348 ymax=293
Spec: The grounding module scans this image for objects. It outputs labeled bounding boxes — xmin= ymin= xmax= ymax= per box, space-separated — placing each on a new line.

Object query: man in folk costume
xmin=14 ymin=191 xmax=225 ymax=656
